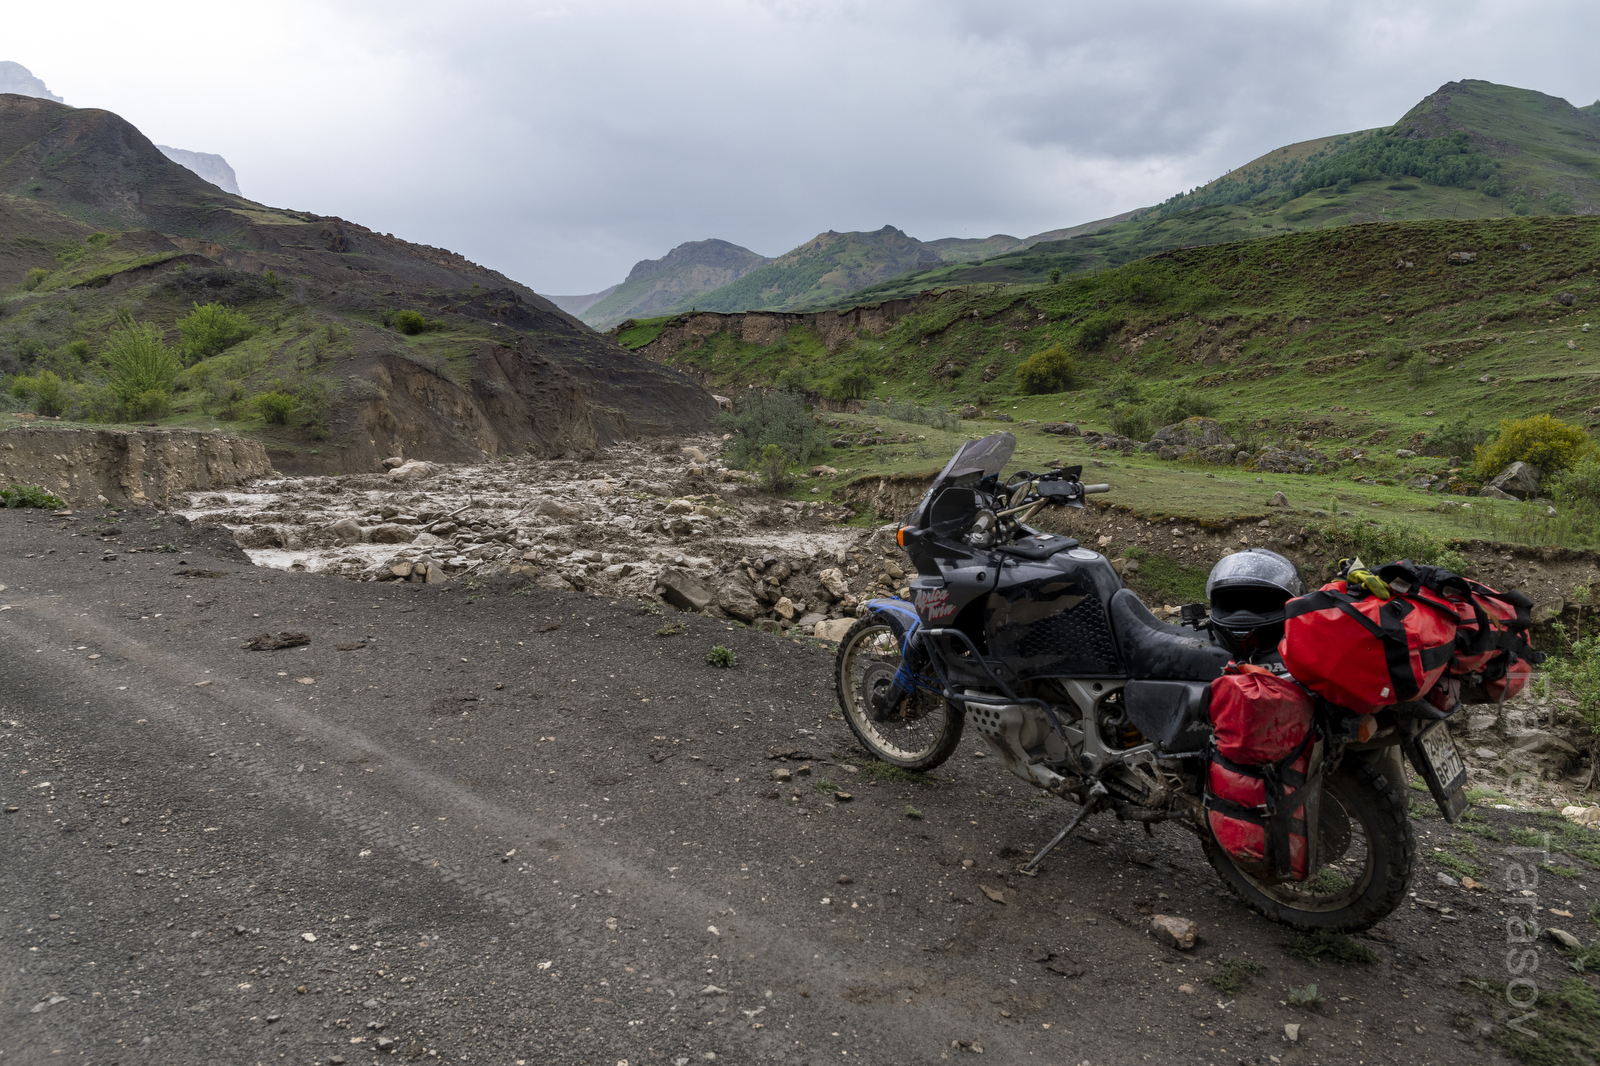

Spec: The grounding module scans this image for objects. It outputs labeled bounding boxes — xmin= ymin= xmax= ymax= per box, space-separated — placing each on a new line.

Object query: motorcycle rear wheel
xmin=1201 ymin=751 xmax=1416 ymax=932
xmin=835 ymin=617 xmax=964 ymax=771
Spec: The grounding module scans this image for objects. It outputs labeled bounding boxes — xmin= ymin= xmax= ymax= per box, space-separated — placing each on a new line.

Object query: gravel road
xmin=2 ymin=504 xmax=1588 ymax=1065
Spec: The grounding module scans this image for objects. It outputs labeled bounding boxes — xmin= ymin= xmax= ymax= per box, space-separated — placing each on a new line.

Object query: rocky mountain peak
xmin=0 ymin=61 xmax=63 ymax=102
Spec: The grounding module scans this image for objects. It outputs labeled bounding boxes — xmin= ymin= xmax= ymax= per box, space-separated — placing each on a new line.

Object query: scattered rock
xmin=367 ymin=523 xmax=414 ymax=544
xmin=1268 ymin=491 xmax=1289 ymax=508
xmin=380 ymin=456 xmax=405 ymax=470
xmin=1150 ymin=417 xmax=1232 ymax=451
xmin=657 ymin=567 xmax=714 ymax=612
xmin=1531 ymin=597 xmax=1565 ymax=625
xmin=387 ymin=460 xmax=436 ymax=480
xmin=1474 ymin=747 xmax=1499 ymax=760
xmin=813 ymin=618 xmax=854 ymax=642
xmin=1394 ymin=449 xmax=1417 ymax=459
xmin=1446 ymin=251 xmax=1477 ymax=264
xmin=1041 ymin=422 xmax=1080 ymax=436
xmin=242 ymin=631 xmax=311 ymax=651
xmin=1486 ymin=461 xmax=1542 ymax=500
xmin=979 ymin=884 xmax=1006 ymax=905
xmin=1150 ymin=914 xmax=1197 ymax=950
xmin=771 ymin=768 xmax=792 ymax=782
xmin=1436 ymin=872 xmax=1460 ymax=888
xmin=1284 ymin=1022 xmax=1301 ymax=1043
xmin=330 ymin=517 xmax=365 ymax=545
xmin=1508 ymin=728 xmax=1577 ymax=755
xmin=1548 ymin=928 xmax=1581 ymax=949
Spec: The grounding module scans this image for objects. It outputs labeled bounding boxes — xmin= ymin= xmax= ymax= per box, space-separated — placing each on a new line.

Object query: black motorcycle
xmin=834 ymin=432 xmax=1468 ymax=931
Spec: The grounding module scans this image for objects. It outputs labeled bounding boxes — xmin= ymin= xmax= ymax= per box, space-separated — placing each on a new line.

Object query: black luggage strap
xmin=1392 ymin=560 xmax=1546 ymax=667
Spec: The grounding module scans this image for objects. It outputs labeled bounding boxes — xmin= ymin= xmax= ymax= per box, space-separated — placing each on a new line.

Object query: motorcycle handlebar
xmin=1082 ymin=484 xmax=1111 ymax=494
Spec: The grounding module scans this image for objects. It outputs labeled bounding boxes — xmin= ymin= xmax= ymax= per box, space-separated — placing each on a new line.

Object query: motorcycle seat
xmin=1108 ymin=588 xmax=1232 ymax=681
xmin=995 ymin=533 xmax=1080 ymax=561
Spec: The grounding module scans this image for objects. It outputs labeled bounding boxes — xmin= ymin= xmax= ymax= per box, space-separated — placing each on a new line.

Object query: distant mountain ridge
xmin=576 ymin=238 xmax=771 ymax=328
xmin=156 ymin=146 xmax=241 ymax=195
xmin=0 ymin=61 xmax=61 ymax=102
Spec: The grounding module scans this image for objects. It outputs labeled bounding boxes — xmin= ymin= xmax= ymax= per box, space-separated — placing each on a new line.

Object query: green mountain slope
xmin=649 ymin=225 xmax=944 ymax=316
xmin=836 ymin=80 xmax=1600 ymax=305
xmin=579 ymin=238 xmax=770 ymax=329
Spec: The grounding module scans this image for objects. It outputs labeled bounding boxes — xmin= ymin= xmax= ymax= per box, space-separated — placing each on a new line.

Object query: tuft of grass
xmin=1306 ymin=867 xmax=1353 ymax=893
xmin=637 ymin=601 xmax=663 ymax=616
xmin=1467 ymin=975 xmax=1600 ymax=1066
xmin=1 ymin=484 xmax=66 ymax=509
xmin=858 ymin=761 xmax=941 ymax=786
xmin=813 ymin=778 xmax=838 ymax=793
xmin=904 ymin=806 xmax=924 ymax=820
xmin=654 ymin=623 xmax=685 ymax=638
xmin=1466 ymin=787 xmax=1509 ymax=807
xmin=706 ymin=644 xmax=738 ymax=668
xmin=1287 ymin=983 xmax=1326 ymax=1009
xmin=1433 ymin=851 xmax=1483 ymax=880
xmin=1205 ymin=958 xmax=1267 ymax=997
xmin=1282 ymin=930 xmax=1379 ymax=966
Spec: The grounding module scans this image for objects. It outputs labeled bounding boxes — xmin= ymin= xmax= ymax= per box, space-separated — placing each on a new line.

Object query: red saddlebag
xmin=1204 ymin=664 xmax=1322 ymax=881
xmin=1279 ymin=564 xmax=1460 ymax=713
xmin=1436 ymin=575 xmax=1545 ymax=703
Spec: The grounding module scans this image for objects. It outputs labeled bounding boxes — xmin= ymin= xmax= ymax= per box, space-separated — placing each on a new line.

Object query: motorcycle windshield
xmin=906 ymin=432 xmax=1016 ymax=528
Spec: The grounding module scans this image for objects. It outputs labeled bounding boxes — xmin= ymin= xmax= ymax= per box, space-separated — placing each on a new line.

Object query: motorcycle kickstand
xmin=1019 ymin=781 xmax=1107 ymax=877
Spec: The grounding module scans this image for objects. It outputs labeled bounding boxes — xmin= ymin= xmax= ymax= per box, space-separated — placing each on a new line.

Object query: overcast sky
xmin=9 ymin=0 xmax=1599 ymax=293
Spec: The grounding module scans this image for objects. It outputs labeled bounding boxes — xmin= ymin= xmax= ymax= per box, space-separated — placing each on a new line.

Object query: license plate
xmin=1417 ymin=720 xmax=1467 ymax=793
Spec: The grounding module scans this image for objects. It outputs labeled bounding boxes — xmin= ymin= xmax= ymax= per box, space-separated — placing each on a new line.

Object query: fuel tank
xmin=983 ymin=547 xmax=1127 ymax=680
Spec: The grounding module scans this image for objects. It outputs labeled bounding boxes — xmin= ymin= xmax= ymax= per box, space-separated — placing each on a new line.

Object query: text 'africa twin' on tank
xmin=833 ymin=431 xmax=1489 ymax=931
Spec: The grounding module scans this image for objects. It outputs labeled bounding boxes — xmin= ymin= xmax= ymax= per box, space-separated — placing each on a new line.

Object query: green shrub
xmin=254 ymin=391 xmax=298 ymax=425
xmin=1047 ymin=267 xmax=1062 ymax=285
xmin=1482 ymin=175 xmax=1502 ymax=197
xmin=1420 ymin=416 xmax=1487 ymax=460
xmin=10 ymin=370 xmax=68 ymax=416
xmin=1110 ymin=404 xmax=1151 ymax=441
xmin=1510 ymin=194 xmax=1531 ymax=216
xmin=755 ymin=443 xmax=795 ymax=493
xmin=22 ymin=268 xmax=50 ymax=291
xmin=1147 ymin=391 xmax=1217 ymax=426
xmin=706 ymin=644 xmax=738 ymax=668
xmin=1548 ymin=624 xmax=1600 ymax=738
xmin=0 ymin=484 xmax=66 ymax=508
xmin=86 ymin=232 xmax=114 ymax=248
xmin=389 ymin=309 xmax=441 ymax=335
xmin=1336 ymin=177 xmax=1352 ymax=194
xmin=1075 ymin=312 xmax=1125 ymax=351
xmin=103 ymin=316 xmax=180 ymax=412
xmin=129 ymin=389 xmax=169 ymax=419
xmin=1550 ymin=455 xmax=1600 ymax=507
xmin=1015 ymin=345 xmax=1076 ymax=394
xmin=1323 ymin=516 xmax=1468 ymax=573
xmin=1474 ymin=414 xmax=1593 ymax=478
xmin=1097 ymin=372 xmax=1143 ymax=408
xmin=1549 ymin=192 xmax=1575 ymax=216
xmin=177 ymin=301 xmax=254 ymax=362
xmin=719 ymin=388 xmax=825 ymax=470
xmin=825 ymin=367 xmax=871 ymax=402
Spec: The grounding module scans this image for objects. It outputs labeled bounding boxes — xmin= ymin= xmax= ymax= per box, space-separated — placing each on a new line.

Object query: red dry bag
xmin=1279 ymin=564 xmax=1460 ymax=713
xmin=1204 ymin=664 xmax=1321 ymax=882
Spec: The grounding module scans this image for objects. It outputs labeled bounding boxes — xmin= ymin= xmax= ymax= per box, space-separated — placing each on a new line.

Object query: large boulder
xmin=657 ymin=567 xmax=714 ymax=612
xmin=367 ymin=523 xmax=414 ymax=544
xmin=1041 ymin=422 xmax=1080 ymax=436
xmin=330 ymin=517 xmax=365 ymax=545
xmin=387 ymin=460 xmax=437 ymax=480
xmin=533 ymin=497 xmax=581 ymax=520
xmin=1485 ymin=461 xmax=1542 ymax=500
xmin=818 ymin=568 xmax=850 ymax=602
xmin=1151 ymin=417 xmax=1232 ymax=450
xmin=717 ymin=583 xmax=763 ymax=623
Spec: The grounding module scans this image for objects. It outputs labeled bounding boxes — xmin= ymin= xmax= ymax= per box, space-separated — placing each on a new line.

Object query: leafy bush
xmin=718 ymin=389 xmax=825 ymax=470
xmin=1549 ymin=455 xmax=1600 ymax=508
xmin=1549 ymin=192 xmax=1575 ymax=216
xmin=1474 ymin=414 xmax=1593 ymax=478
xmin=254 ymin=391 xmax=298 ymax=424
xmin=177 ymin=301 xmax=254 ymax=362
xmin=706 ymin=644 xmax=739 ymax=668
xmin=1335 ymin=177 xmax=1352 ymax=194
xmin=1015 ymin=345 xmax=1076 ymax=394
xmin=1548 ymin=624 xmax=1600 ymax=738
xmin=1323 ymin=516 xmax=1468 ymax=573
xmin=128 ymin=389 xmax=169 ymax=419
xmin=1420 ymin=415 xmax=1486 ymax=460
xmin=1047 ymin=267 xmax=1062 ymax=285
xmin=755 ymin=443 xmax=795 ymax=493
xmin=1147 ymin=391 xmax=1217 ymax=427
xmin=103 ymin=316 xmax=180 ymax=412
xmin=1110 ymin=404 xmax=1151 ymax=441
xmin=388 ymin=309 xmax=442 ymax=335
xmin=1097 ymin=372 xmax=1143 ymax=408
xmin=823 ymin=366 xmax=871 ymax=402
xmin=22 ymin=268 xmax=50 ymax=291
xmin=10 ymin=370 xmax=68 ymax=416
xmin=1 ymin=484 xmax=66 ymax=508
xmin=1075 ymin=312 xmax=1125 ymax=351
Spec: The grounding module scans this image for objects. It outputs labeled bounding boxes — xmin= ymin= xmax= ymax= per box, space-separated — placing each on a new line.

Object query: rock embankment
xmin=0 ymin=424 xmax=274 ymax=505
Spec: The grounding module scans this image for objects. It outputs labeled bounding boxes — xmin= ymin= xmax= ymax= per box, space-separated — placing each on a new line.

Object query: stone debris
xmin=1150 ymin=914 xmax=1197 ymax=950
xmin=178 ymin=437 xmax=917 ymax=635
xmin=242 ymin=631 xmax=311 ymax=651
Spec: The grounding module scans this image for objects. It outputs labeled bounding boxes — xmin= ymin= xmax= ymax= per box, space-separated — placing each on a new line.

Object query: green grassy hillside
xmin=839 ymin=81 xmax=1600 ymax=305
xmin=643 ymin=225 xmax=945 ymax=317
xmin=579 ymin=238 xmax=770 ymax=329
xmin=621 ymin=214 xmax=1600 ymax=547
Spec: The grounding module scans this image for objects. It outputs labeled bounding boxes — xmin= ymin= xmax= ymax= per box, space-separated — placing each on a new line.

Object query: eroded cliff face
xmin=0 ymin=425 xmax=274 ymax=505
xmin=619 ymin=296 xmax=926 ymax=361
xmin=325 ymin=341 xmax=600 ymax=475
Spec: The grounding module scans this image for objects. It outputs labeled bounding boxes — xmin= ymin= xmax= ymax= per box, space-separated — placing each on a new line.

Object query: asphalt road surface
xmin=3 ymin=505 xmax=1587 ymax=1065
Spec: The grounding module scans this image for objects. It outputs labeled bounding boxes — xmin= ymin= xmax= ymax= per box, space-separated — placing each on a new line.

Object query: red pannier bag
xmin=1434 ymin=574 xmax=1545 ymax=703
xmin=1204 ymin=664 xmax=1322 ymax=881
xmin=1279 ymin=562 xmax=1460 ymax=713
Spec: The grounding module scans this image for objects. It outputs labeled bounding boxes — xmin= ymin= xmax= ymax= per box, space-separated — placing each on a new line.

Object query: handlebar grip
xmin=1082 ymin=484 xmax=1111 ymax=494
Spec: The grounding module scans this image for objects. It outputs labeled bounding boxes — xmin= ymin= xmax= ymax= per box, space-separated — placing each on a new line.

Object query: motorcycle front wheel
xmin=1202 ymin=751 xmax=1416 ymax=932
xmin=835 ymin=616 xmax=963 ymax=771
